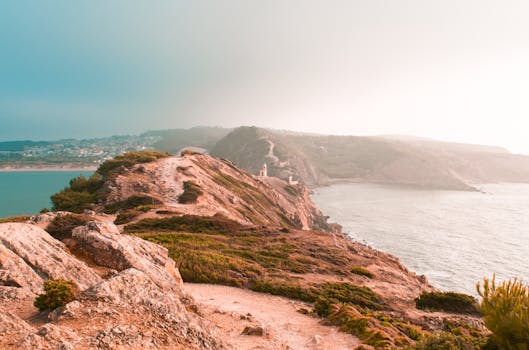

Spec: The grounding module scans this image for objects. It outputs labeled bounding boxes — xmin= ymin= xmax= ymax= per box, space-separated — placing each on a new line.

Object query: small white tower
xmin=259 ymin=163 xmax=268 ymax=177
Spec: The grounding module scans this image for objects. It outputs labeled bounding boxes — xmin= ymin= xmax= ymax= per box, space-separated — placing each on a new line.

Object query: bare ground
xmin=184 ymin=283 xmax=361 ymax=350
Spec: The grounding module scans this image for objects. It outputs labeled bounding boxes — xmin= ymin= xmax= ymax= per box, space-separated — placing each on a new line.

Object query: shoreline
xmin=0 ymin=167 xmax=97 ymax=172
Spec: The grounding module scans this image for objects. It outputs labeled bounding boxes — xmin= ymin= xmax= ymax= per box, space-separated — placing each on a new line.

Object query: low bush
xmin=0 ymin=215 xmax=30 ymax=224
xmin=50 ymin=189 xmax=96 ymax=213
xmin=125 ymin=214 xmax=240 ymax=234
xmin=178 ymin=181 xmax=203 ymax=204
xmin=415 ymin=291 xmax=478 ymax=315
xmin=97 ymin=150 xmax=169 ymax=178
xmin=114 ymin=210 xmax=140 ymax=225
xmin=34 ymin=279 xmax=79 ymax=310
xmin=408 ymin=332 xmax=488 ymax=350
xmin=351 ymin=266 xmax=374 ymax=278
xmin=477 ymin=276 xmax=529 ymax=349
xmin=327 ymin=304 xmax=391 ymax=348
xmin=103 ymin=195 xmax=161 ymax=214
xmin=46 ymin=214 xmax=91 ymax=240
xmin=317 ymin=282 xmax=384 ymax=311
xmin=51 ymin=174 xmax=104 ymax=213
xmin=69 ymin=173 xmax=104 ymax=193
xmin=250 ymin=280 xmax=315 ymax=302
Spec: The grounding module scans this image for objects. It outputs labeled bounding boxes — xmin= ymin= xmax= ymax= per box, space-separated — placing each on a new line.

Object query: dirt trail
xmin=157 ymin=157 xmax=183 ymax=204
xmin=185 ymin=283 xmax=360 ymax=350
xmin=264 ymin=138 xmax=279 ymax=164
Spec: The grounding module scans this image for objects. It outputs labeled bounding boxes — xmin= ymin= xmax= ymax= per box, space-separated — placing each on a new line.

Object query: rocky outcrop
xmin=0 ymin=223 xmax=101 ymax=290
xmin=0 ymin=222 xmax=222 ymax=350
xmin=71 ymin=221 xmax=183 ymax=290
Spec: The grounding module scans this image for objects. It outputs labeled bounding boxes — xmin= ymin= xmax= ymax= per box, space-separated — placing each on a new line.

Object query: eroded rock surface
xmin=0 ymin=223 xmax=101 ymax=290
xmin=71 ymin=222 xmax=183 ymax=290
xmin=0 ymin=222 xmax=222 ymax=350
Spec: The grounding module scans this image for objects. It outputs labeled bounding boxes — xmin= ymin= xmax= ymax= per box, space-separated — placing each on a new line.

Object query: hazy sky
xmin=2 ymin=1 xmax=529 ymax=153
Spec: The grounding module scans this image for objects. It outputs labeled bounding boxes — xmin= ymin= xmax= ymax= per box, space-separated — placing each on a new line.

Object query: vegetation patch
xmin=114 ymin=210 xmax=140 ymax=225
xmin=103 ymin=195 xmax=161 ymax=214
xmin=350 ymin=266 xmax=374 ymax=278
xmin=0 ymin=215 xmax=30 ymax=224
xmin=50 ymin=151 xmax=170 ymax=213
xmin=96 ymin=150 xmax=169 ymax=178
xmin=477 ymin=276 xmax=529 ymax=349
xmin=34 ymin=279 xmax=79 ymax=311
xmin=409 ymin=332 xmax=489 ymax=350
xmin=318 ymin=282 xmax=384 ymax=311
xmin=415 ymin=291 xmax=478 ymax=315
xmin=178 ymin=181 xmax=203 ymax=204
xmin=125 ymin=214 xmax=241 ymax=234
xmin=51 ymin=174 xmax=104 ymax=213
xmin=46 ymin=214 xmax=91 ymax=240
xmin=284 ymin=185 xmax=300 ymax=196
xmin=250 ymin=280 xmax=315 ymax=302
xmin=327 ymin=304 xmax=392 ymax=348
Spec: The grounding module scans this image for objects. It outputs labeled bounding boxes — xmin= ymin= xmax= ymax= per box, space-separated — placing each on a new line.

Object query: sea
xmin=311 ymin=183 xmax=529 ymax=296
xmin=0 ymin=171 xmax=93 ymax=218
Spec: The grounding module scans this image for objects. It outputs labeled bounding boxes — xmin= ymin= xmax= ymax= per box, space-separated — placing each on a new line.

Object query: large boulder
xmin=0 ymin=223 xmax=101 ymax=290
xmin=71 ymin=221 xmax=183 ymax=291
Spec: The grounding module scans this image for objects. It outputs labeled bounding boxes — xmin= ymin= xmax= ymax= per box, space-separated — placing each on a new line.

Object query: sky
xmin=2 ymin=1 xmax=529 ymax=153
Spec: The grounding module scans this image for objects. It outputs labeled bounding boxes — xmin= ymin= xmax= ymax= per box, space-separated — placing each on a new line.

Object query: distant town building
xmin=288 ymin=175 xmax=299 ymax=186
xmin=259 ymin=163 xmax=267 ymax=177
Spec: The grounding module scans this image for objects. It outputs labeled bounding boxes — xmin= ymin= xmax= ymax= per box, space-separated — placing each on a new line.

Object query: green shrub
xmin=415 ymin=291 xmax=478 ymax=315
xmin=50 ymin=189 xmax=96 ymax=213
xmin=46 ymin=214 xmax=90 ymax=240
xmin=125 ymin=214 xmax=240 ymax=234
xmin=351 ymin=266 xmax=374 ymax=278
xmin=314 ymin=297 xmax=336 ymax=317
xmin=97 ymin=150 xmax=169 ymax=178
xmin=250 ymin=280 xmax=315 ymax=302
xmin=50 ymin=174 xmax=105 ymax=213
xmin=327 ymin=304 xmax=391 ymax=348
xmin=477 ymin=276 xmax=529 ymax=349
xmin=409 ymin=332 xmax=480 ymax=350
xmin=103 ymin=195 xmax=161 ymax=214
xmin=34 ymin=279 xmax=79 ymax=310
xmin=317 ymin=282 xmax=384 ymax=311
xmin=178 ymin=181 xmax=203 ymax=204
xmin=69 ymin=173 xmax=104 ymax=193
xmin=114 ymin=210 xmax=139 ymax=225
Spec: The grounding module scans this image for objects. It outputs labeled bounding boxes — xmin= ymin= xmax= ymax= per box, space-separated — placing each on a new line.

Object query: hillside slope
xmin=1 ymin=152 xmax=490 ymax=349
xmin=211 ymin=126 xmax=529 ymax=190
xmin=104 ymin=154 xmax=332 ymax=231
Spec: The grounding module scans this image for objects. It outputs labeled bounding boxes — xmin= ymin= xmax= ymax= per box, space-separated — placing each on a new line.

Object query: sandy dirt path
xmin=185 ymin=283 xmax=360 ymax=350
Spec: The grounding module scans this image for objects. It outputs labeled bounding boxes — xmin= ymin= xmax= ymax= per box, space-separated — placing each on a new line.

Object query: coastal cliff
xmin=0 ymin=152 xmax=487 ymax=349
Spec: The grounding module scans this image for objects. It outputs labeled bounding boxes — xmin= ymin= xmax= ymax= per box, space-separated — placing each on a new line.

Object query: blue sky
xmin=2 ymin=1 xmax=529 ymax=153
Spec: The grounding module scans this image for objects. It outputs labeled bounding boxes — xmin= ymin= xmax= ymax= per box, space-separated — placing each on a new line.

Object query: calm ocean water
xmin=0 ymin=171 xmax=93 ymax=217
xmin=312 ymin=183 xmax=529 ymax=296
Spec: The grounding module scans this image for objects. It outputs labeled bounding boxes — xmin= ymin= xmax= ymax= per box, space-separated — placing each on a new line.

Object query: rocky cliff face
xmin=0 ymin=222 xmax=222 ymax=349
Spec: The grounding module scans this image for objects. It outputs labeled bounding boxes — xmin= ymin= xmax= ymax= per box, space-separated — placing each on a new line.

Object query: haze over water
xmin=312 ymin=183 xmax=529 ymax=296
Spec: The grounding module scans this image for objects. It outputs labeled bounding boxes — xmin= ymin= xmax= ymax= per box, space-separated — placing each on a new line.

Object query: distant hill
xmin=144 ymin=126 xmax=232 ymax=154
xmin=4 ymin=125 xmax=529 ymax=190
xmin=210 ymin=126 xmax=529 ymax=190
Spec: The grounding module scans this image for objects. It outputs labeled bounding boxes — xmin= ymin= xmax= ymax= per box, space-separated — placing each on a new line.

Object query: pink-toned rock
xmin=71 ymin=222 xmax=183 ymax=290
xmin=0 ymin=223 xmax=101 ymax=290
